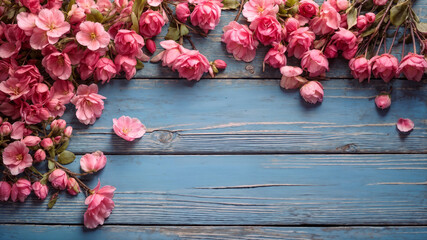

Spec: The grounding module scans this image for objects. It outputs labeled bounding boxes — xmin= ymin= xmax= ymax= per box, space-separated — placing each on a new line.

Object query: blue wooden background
xmin=1 ymin=1 xmax=427 ymax=239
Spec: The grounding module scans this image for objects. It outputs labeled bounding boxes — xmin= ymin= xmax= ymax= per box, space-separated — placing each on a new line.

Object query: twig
xmin=234 ymin=0 xmax=247 ymax=22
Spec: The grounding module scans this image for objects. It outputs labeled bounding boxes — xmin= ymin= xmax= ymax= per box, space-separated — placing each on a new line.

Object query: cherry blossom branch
xmin=235 ymin=0 xmax=247 ymax=21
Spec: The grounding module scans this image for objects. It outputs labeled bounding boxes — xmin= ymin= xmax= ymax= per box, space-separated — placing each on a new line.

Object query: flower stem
xmin=235 ymin=0 xmax=247 ymax=22
xmin=54 ymin=162 xmax=92 ymax=194
xmin=388 ymin=25 xmax=400 ymax=54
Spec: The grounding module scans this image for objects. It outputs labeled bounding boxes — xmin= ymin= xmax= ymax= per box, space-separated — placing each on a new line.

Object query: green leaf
xmin=180 ymin=25 xmax=189 ymax=36
xmin=346 ymin=6 xmax=357 ymax=29
xmin=40 ymin=174 xmax=48 ymax=185
xmin=416 ymin=22 xmax=427 ymax=34
xmin=132 ymin=0 xmax=146 ymax=19
xmin=86 ymin=8 xmax=104 ymax=23
xmin=165 ymin=26 xmax=180 ymax=41
xmin=285 ymin=0 xmax=299 ymax=7
xmin=390 ymin=0 xmax=409 ymax=27
xmin=136 ymin=59 xmax=144 ymax=70
xmin=48 ymin=193 xmax=58 ymax=209
xmin=131 ymin=12 xmax=139 ymax=34
xmin=360 ymin=25 xmax=376 ymax=37
xmin=222 ymin=0 xmax=240 ymax=10
xmin=412 ymin=9 xmax=420 ymax=23
xmin=7 ymin=8 xmax=15 ymax=20
xmin=374 ymin=8 xmax=386 ymax=24
xmin=48 ymin=160 xmax=55 ymax=170
xmin=56 ymin=139 xmax=69 ymax=154
xmin=57 ymin=150 xmax=76 ymax=165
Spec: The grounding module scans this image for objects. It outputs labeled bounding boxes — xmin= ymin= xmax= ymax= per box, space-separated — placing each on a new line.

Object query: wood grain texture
xmin=61 ymin=79 xmax=427 ymax=154
xmin=1 ymin=154 xmax=426 ymax=225
xmin=2 ymin=225 xmax=427 ymax=240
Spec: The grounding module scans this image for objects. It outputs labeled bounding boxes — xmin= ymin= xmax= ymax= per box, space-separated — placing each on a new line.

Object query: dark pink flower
xmin=114 ymin=55 xmax=137 ymax=80
xmin=0 ymin=181 xmax=11 ymax=201
xmin=176 ymin=3 xmax=190 ymax=22
xmin=139 ymin=10 xmax=165 ymax=38
xmin=114 ymin=30 xmax=145 ymax=59
xmin=375 ymin=94 xmax=391 ymax=110
xmin=190 ymin=0 xmax=222 ymax=33
xmin=42 ymin=52 xmax=72 ymax=80
xmin=249 ymin=15 xmax=282 ymax=46
xmin=94 ymin=58 xmax=117 ymax=84
xmin=298 ymin=0 xmax=319 ymax=18
xmin=222 ymin=21 xmax=259 ymax=62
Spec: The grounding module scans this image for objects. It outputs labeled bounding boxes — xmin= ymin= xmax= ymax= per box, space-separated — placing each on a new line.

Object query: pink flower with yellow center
xmin=76 ymin=21 xmax=111 ymax=51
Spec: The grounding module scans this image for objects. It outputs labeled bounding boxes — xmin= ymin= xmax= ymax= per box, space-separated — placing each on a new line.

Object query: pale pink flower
xmin=298 ymin=0 xmax=319 ymax=18
xmin=2 ymin=141 xmax=33 ymax=175
xmin=280 ymin=66 xmax=307 ymax=90
xmin=190 ymin=0 xmax=222 ymax=33
xmin=286 ymin=27 xmax=315 ymax=59
xmin=64 ymin=126 xmax=73 ymax=137
xmin=375 ymin=94 xmax=391 ymax=110
xmin=370 ymin=53 xmax=398 ymax=82
xmin=300 ymin=81 xmax=324 ymax=104
xmin=67 ymin=178 xmax=81 ymax=195
xmin=176 ymin=3 xmax=190 ymax=22
xmin=11 ymin=179 xmax=32 ymax=202
xmin=113 ymin=116 xmax=146 ymax=141
xmin=51 ymin=80 xmax=75 ymax=104
xmin=76 ymin=0 xmax=98 ymax=13
xmin=114 ymin=30 xmax=145 ymax=58
xmin=328 ymin=0 xmax=348 ymax=11
xmin=48 ymin=169 xmax=68 ymax=190
xmin=76 ymin=21 xmax=110 ymax=51
xmin=242 ymin=0 xmax=279 ymax=22
xmin=330 ymin=28 xmax=358 ymax=60
xmin=397 ymin=53 xmax=427 ymax=82
xmin=139 ymin=10 xmax=165 ymax=38
xmin=349 ymin=56 xmax=371 ymax=82
xmin=35 ymin=9 xmax=70 ymax=44
xmin=32 ymin=182 xmax=48 ymax=200
xmin=17 ymin=12 xmax=38 ymax=36
xmin=114 ymin=55 xmax=137 ymax=80
xmin=97 ymin=0 xmax=112 ymax=12
xmin=148 ymin=0 xmax=163 ymax=7
xmin=71 ymin=84 xmax=106 ymax=125
xmin=0 ymin=181 xmax=11 ymax=201
xmin=94 ymin=58 xmax=117 ymax=84
xmin=310 ymin=2 xmax=341 ymax=35
xmin=264 ymin=44 xmax=287 ymax=68
xmin=84 ymin=181 xmax=116 ymax=229
xmin=40 ymin=138 xmax=53 ymax=149
xmin=172 ymin=50 xmax=211 ymax=81
xmin=11 ymin=121 xmax=25 ymax=140
xmin=42 ymin=52 xmax=72 ymax=80
xmin=301 ymin=49 xmax=329 ymax=77
xmin=80 ymin=151 xmax=107 ymax=173
xmin=396 ymin=118 xmax=414 ymax=133
xmin=249 ymin=15 xmax=282 ymax=45
xmin=222 ymin=21 xmax=259 ymax=62
xmin=151 ymin=40 xmax=186 ymax=68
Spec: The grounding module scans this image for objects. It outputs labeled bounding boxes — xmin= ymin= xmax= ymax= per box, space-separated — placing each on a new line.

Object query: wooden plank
xmin=62 ymin=79 xmax=427 ymax=154
xmin=2 ymin=225 xmax=427 ymax=240
xmin=1 ymin=154 xmax=427 ymax=225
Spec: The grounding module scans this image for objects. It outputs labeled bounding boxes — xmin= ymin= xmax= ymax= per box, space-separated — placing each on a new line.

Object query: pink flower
xmin=298 ymin=0 xmax=319 ymax=18
xmin=285 ymin=17 xmax=299 ymax=34
xmin=151 ymin=40 xmax=186 ymax=67
xmin=190 ymin=1 xmax=222 ymax=33
xmin=17 ymin=12 xmax=38 ymax=36
xmin=139 ymin=10 xmax=165 ymax=38
xmin=21 ymin=103 xmax=50 ymax=125
xmin=76 ymin=21 xmax=110 ymax=51
xmin=324 ymin=44 xmax=338 ymax=58
xmin=286 ymin=27 xmax=315 ymax=59
xmin=0 ymin=60 xmax=10 ymax=82
xmin=370 ymin=53 xmax=398 ymax=82
xmin=328 ymin=0 xmax=348 ymax=11
xmin=63 ymin=42 xmax=86 ymax=65
xmin=42 ymin=52 xmax=72 ymax=80
xmin=264 ymin=43 xmax=287 ymax=68
xmin=300 ymin=81 xmax=324 ymax=104
xmin=34 ymin=149 xmax=46 ymax=162
xmin=176 ymin=3 xmax=190 ymax=22
xmin=0 ymin=181 xmax=11 ymax=201
xmin=84 ymin=181 xmax=116 ymax=229
xmin=330 ymin=28 xmax=358 ymax=60
xmin=172 ymin=50 xmax=211 ymax=81
xmin=20 ymin=0 xmax=41 ymax=13
xmin=114 ymin=30 xmax=145 ymax=59
xmin=35 ymin=9 xmax=70 ymax=44
xmin=78 ymin=50 xmax=102 ymax=80
xmin=68 ymin=4 xmax=86 ymax=24
xmin=11 ymin=179 xmax=32 ymax=202
xmin=222 ymin=21 xmax=259 ymax=62
xmin=80 ymin=151 xmax=107 ymax=173
xmin=396 ymin=118 xmax=414 ymax=133
xmin=2 ymin=141 xmax=33 ymax=175
xmin=373 ymin=0 xmax=387 ymax=6
xmin=64 ymin=126 xmax=73 ymax=137
xmin=51 ymin=119 xmax=66 ymax=130
xmin=97 ymin=0 xmax=112 ymax=12
xmin=40 ymin=138 xmax=53 ymax=149
xmin=77 ymin=0 xmax=97 ymax=13
xmin=146 ymin=39 xmax=156 ymax=54
xmin=11 ymin=121 xmax=25 ymax=140
xmin=113 ymin=116 xmax=146 ymax=141
xmin=375 ymin=94 xmax=391 ymax=110
xmin=67 ymin=178 xmax=81 ymax=195
xmin=71 ymin=84 xmax=106 ymax=125
xmin=94 ymin=58 xmax=117 ymax=84
xmin=249 ymin=15 xmax=282 ymax=45
xmin=397 ymin=53 xmax=427 ymax=82
xmin=310 ymin=2 xmax=341 ymax=35
xmin=0 ymin=24 xmax=25 ymax=58
xmin=31 ymin=83 xmax=51 ymax=105
xmin=280 ymin=66 xmax=307 ymax=90
xmin=243 ymin=0 xmax=279 ymax=22
xmin=214 ymin=59 xmax=227 ymax=69
xmin=349 ymin=56 xmax=371 ymax=82
xmin=301 ymin=49 xmax=329 ymax=77
xmin=52 ymin=80 xmax=75 ymax=104
xmin=147 ymin=0 xmax=162 ymax=6
xmin=0 ymin=78 xmax=30 ymax=101
xmin=366 ymin=12 xmax=375 ymax=24
xmin=0 ymin=122 xmax=12 ymax=136
xmin=48 ymin=169 xmax=68 ymax=190
xmin=22 ymin=136 xmax=41 ymax=147
xmin=114 ymin=55 xmax=137 ymax=80
xmin=32 ymin=182 xmax=48 ymax=200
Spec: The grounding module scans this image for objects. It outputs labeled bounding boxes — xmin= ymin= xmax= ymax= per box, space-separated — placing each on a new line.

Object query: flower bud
xmin=176 ymin=3 xmax=190 ymax=22
xmin=64 ymin=126 xmax=73 ymax=137
xmin=48 ymin=169 xmax=68 ymax=190
xmin=32 ymin=182 xmax=48 ymax=200
xmin=396 ymin=118 xmax=414 ymax=133
xmin=365 ymin=12 xmax=375 ymax=24
xmin=34 ymin=149 xmax=46 ymax=162
xmin=11 ymin=179 xmax=32 ymax=202
xmin=40 ymin=138 xmax=53 ymax=149
xmin=300 ymin=81 xmax=324 ymax=104
xmin=0 ymin=181 xmax=12 ymax=201
xmin=375 ymin=94 xmax=391 ymax=109
xmin=357 ymin=15 xmax=367 ymax=31
xmin=336 ymin=0 xmax=349 ymax=11
xmin=373 ymin=0 xmax=387 ymax=6
xmin=51 ymin=119 xmax=66 ymax=130
xmin=146 ymin=39 xmax=156 ymax=54
xmin=0 ymin=122 xmax=12 ymax=136
xmin=214 ymin=59 xmax=227 ymax=70
xmin=67 ymin=178 xmax=81 ymax=196
xmin=22 ymin=136 xmax=41 ymax=147
xmin=53 ymin=136 xmax=62 ymax=144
